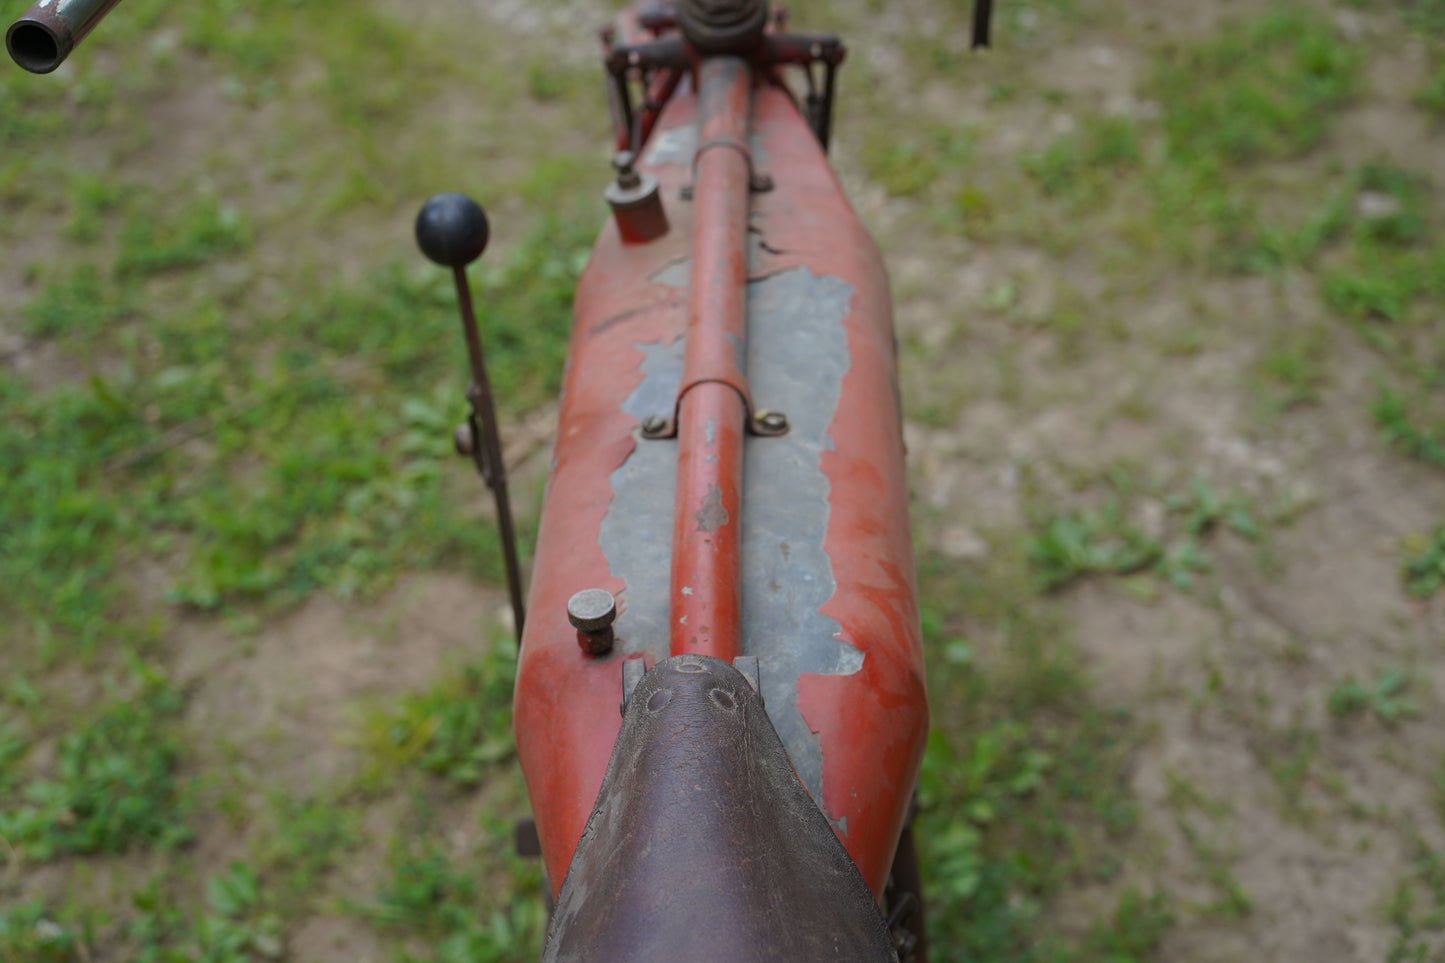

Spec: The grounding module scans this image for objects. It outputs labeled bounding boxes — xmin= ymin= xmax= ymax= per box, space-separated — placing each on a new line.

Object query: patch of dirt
xmin=173 ymin=572 xmax=508 ymax=794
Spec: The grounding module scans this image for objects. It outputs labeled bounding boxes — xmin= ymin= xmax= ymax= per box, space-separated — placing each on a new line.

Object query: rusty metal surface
xmin=516 ymin=7 xmax=925 ymax=902
xmin=6 ymin=0 xmax=123 ymax=73
xmin=541 ymin=655 xmax=898 ymax=962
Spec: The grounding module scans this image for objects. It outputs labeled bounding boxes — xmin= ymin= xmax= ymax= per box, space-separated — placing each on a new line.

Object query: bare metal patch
xmin=599 ymin=340 xmax=683 ymax=653
xmin=595 ymin=268 xmax=859 ymax=813
xmin=741 ymin=267 xmax=859 ymax=808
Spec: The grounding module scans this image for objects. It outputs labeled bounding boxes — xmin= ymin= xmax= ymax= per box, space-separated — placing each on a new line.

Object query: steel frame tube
xmin=667 ymin=56 xmax=754 ymax=660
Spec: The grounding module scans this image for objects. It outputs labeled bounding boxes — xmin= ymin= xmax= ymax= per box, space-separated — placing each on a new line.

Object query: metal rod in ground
xmin=453 ymin=266 xmax=527 ymax=643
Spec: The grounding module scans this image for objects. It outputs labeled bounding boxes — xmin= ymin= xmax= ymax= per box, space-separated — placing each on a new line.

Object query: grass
xmin=913 ymin=547 xmax=1156 ymax=959
xmin=1152 ymin=8 xmax=1361 ymax=166
xmin=1385 ymin=834 xmax=1445 ymax=962
xmin=1022 ymin=115 xmax=1141 ymax=199
xmin=1374 ymin=388 xmax=1445 ymax=467
xmin=364 ymin=832 xmax=546 ymax=963
xmin=0 ymin=900 xmax=81 ymax=963
xmin=2 ymin=201 xmax=586 ymax=649
xmin=1401 ymin=524 xmax=1445 ymax=598
xmin=0 ymin=660 xmax=191 ymax=861
xmin=2 ymin=0 xmax=585 ymax=957
xmin=125 ymin=865 xmax=285 ymax=963
xmin=358 ymin=647 xmax=518 ymax=790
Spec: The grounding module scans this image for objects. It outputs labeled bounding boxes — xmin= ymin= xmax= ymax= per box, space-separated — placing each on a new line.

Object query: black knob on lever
xmin=415 ymin=192 xmax=490 ymax=269
xmin=415 ymin=193 xmax=526 ymax=643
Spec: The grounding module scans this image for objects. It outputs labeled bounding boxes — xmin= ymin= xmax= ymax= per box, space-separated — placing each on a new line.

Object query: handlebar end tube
xmin=7 ymin=0 xmax=125 ymax=74
xmin=7 ymin=17 xmax=69 ymax=74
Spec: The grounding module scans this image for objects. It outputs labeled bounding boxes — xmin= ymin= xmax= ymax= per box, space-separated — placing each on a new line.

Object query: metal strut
xmin=667 ymin=55 xmax=755 ymax=661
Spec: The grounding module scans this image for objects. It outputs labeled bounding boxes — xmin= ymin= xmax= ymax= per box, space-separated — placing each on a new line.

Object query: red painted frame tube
xmin=668 ymin=55 xmax=753 ymax=660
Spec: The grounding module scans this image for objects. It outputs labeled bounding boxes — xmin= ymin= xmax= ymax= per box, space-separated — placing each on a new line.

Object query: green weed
xmin=0 ymin=374 xmax=138 ymax=651
xmin=1167 ymin=477 xmax=1260 ymax=540
xmin=24 ymin=264 xmax=136 ymax=338
xmin=1079 ymin=888 xmax=1174 ymax=962
xmin=860 ymin=124 xmax=974 ymax=198
xmin=1397 ymin=0 xmax=1445 ymax=32
xmin=358 ymin=646 xmax=517 ymax=788
xmin=116 ymin=198 xmax=250 ymax=278
xmin=1154 ymin=9 xmax=1360 ymax=166
xmin=365 ymin=828 xmax=546 ymax=963
xmin=1322 ymin=257 xmax=1425 ymax=321
xmin=1250 ymin=325 xmax=1332 ymax=411
xmin=0 ymin=660 xmax=191 ymax=859
xmin=64 ymin=172 xmax=128 ymax=243
xmin=1355 ymin=164 xmax=1430 ymax=247
xmin=127 ymin=864 xmax=285 ymax=963
xmin=1026 ymin=476 xmax=1257 ymax=592
xmin=1027 ymin=505 xmax=1162 ymax=590
xmin=1419 ymin=59 xmax=1445 ymax=117
xmin=252 ymin=793 xmax=362 ymax=909
xmin=1023 ymin=115 xmax=1140 ymax=198
xmin=1328 ymin=669 xmax=1422 ymax=725
xmin=1374 ymin=388 xmax=1445 ymax=467
xmin=0 ymin=901 xmax=80 ymax=963
xmin=1401 ymin=524 xmax=1445 ymax=598
xmin=1318 ymin=163 xmax=1440 ymax=323
xmin=1384 ymin=834 xmax=1445 ymax=962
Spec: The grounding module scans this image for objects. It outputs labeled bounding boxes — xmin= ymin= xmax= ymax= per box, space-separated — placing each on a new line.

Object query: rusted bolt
xmin=453 ymin=423 xmax=474 ymax=456
xmin=568 ymin=588 xmax=617 ymax=656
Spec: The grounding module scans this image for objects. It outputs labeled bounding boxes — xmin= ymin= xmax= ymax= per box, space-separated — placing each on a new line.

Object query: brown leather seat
xmin=541 ymin=655 xmax=898 ymax=962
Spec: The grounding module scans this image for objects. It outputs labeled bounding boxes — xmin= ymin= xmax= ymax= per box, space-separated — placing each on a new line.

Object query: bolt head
xmin=756 ymin=409 xmax=788 ymax=432
xmin=641 ymin=415 xmax=668 ymax=435
xmin=567 ymin=589 xmax=617 ymax=633
xmin=415 ymin=192 xmax=490 ymax=268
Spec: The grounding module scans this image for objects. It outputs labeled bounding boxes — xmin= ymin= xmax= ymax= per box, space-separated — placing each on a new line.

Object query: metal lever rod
xmin=452 ymin=265 xmax=528 ymax=643
xmin=415 ymin=193 xmax=526 ymax=645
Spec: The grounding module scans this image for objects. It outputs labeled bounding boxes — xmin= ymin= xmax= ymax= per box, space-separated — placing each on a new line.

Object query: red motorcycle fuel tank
xmin=513 ymin=11 xmax=926 ymax=902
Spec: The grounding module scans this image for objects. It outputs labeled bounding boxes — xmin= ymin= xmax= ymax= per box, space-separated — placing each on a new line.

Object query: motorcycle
xmin=7 ymin=1 xmax=994 ymax=958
